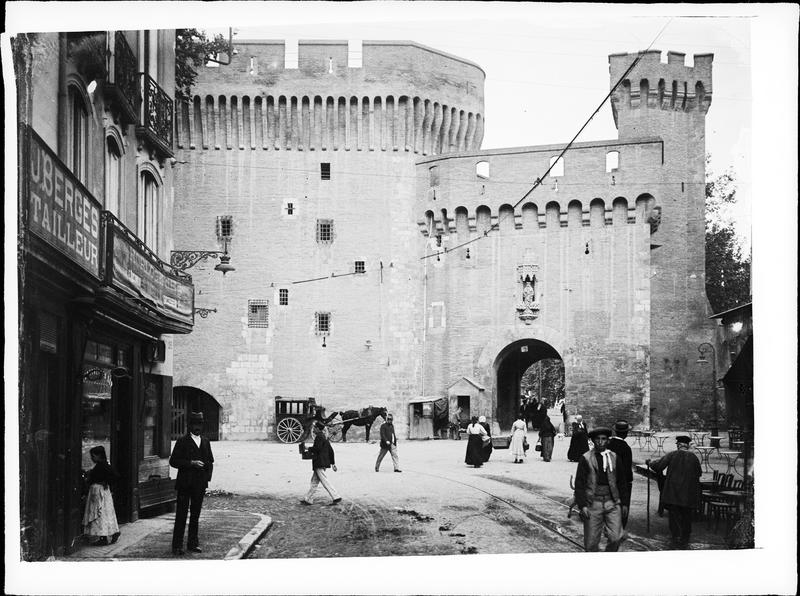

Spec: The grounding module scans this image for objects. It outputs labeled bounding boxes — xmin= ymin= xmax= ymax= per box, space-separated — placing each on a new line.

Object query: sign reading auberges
xmin=25 ymin=128 xmax=101 ymax=278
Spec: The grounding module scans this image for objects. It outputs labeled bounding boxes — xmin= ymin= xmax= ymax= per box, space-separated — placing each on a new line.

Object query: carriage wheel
xmin=327 ymin=425 xmax=342 ymax=442
xmin=276 ymin=418 xmax=304 ymax=443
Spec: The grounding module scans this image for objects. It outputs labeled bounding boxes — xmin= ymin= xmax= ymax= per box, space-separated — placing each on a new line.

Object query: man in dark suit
xmin=608 ymin=419 xmax=634 ymax=528
xmin=170 ymin=411 xmax=214 ymax=555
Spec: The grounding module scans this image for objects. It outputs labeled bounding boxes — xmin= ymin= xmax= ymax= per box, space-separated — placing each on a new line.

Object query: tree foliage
xmin=705 ymin=159 xmax=751 ymax=312
xmin=175 ymin=29 xmax=231 ymax=101
xmin=521 ymin=359 xmax=565 ymax=406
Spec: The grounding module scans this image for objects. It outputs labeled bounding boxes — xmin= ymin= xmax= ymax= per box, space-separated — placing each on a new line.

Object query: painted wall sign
xmin=25 ymin=128 xmax=102 ymax=277
xmin=107 ymin=219 xmax=194 ymax=325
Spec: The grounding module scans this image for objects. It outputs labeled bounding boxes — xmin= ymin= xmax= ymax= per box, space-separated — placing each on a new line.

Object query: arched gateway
xmin=172 ymin=386 xmax=223 ymax=440
xmin=494 ymin=339 xmax=563 ymax=432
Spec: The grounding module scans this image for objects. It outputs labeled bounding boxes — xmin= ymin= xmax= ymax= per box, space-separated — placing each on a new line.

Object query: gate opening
xmin=172 ymin=386 xmax=222 ymax=440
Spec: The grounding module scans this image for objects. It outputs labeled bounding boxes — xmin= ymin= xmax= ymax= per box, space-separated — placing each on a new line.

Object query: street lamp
xmin=170 ymin=239 xmax=235 ymax=275
xmin=696 ymin=342 xmax=720 ymax=445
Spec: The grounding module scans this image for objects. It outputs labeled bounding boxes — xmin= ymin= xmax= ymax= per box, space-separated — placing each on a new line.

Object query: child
xmin=83 ymin=446 xmax=120 ymax=546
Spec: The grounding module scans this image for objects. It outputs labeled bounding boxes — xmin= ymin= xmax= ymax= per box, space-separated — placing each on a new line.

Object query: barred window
xmin=248 ymin=300 xmax=269 ymax=328
xmin=279 ymin=289 xmax=289 ymax=306
xmin=217 ymin=215 xmax=234 ymax=240
xmin=316 ymin=219 xmax=334 ymax=243
xmin=315 ymin=312 xmax=331 ymax=335
xmin=320 ymin=163 xmax=331 ymax=180
xmin=286 ymin=202 xmax=294 ymax=215
xmin=354 ymin=260 xmax=365 ymax=274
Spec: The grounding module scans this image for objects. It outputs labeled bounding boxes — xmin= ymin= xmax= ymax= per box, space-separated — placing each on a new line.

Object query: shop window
xmin=248 ymin=299 xmax=269 ymax=328
xmin=142 ymin=376 xmax=162 ymax=457
xmin=320 ymin=162 xmax=331 ymax=180
xmin=217 ymin=215 xmax=234 ymax=241
xmin=279 ymin=289 xmax=289 ymax=306
xmin=316 ymin=219 xmax=334 ymax=243
xmin=315 ymin=312 xmax=331 ymax=335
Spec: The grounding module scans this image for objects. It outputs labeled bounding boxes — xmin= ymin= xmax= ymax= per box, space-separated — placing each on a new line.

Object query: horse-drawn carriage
xmin=274 ymin=396 xmax=387 ymax=443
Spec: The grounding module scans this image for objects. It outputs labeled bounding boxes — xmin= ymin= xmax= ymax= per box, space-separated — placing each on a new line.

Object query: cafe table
xmin=695 ymin=445 xmax=717 ymax=473
xmin=719 ymin=450 xmax=743 ymax=476
xmin=691 ymin=431 xmax=709 ymax=447
xmin=652 ymin=434 xmax=670 ymax=456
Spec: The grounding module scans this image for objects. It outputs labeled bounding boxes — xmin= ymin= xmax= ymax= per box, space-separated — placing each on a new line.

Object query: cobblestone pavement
xmin=204 ymin=433 xmax=733 ymax=558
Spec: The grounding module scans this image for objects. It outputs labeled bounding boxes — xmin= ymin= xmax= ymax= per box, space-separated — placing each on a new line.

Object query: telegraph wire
xmin=420 ymin=18 xmax=674 ymax=262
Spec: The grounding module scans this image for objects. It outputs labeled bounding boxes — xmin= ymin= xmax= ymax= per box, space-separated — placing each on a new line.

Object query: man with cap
xmin=648 ymin=435 xmax=702 ymax=548
xmin=573 ymin=427 xmax=627 ymax=552
xmin=375 ymin=413 xmax=402 ymax=472
xmin=608 ymin=420 xmax=634 ymax=528
xmin=170 ymin=411 xmax=214 ymax=555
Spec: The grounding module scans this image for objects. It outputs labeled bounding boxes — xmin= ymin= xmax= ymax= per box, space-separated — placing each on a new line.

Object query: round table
xmin=719 ymin=450 xmax=743 ymax=476
xmin=652 ymin=434 xmax=670 ymax=456
xmin=640 ymin=430 xmax=656 ymax=450
xmin=691 ymin=431 xmax=709 ymax=447
xmin=695 ymin=446 xmax=717 ymax=473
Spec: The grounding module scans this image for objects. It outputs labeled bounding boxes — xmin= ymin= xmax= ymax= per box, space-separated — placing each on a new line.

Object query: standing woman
xmin=301 ymin=422 xmax=342 ymax=505
xmin=464 ymin=416 xmax=487 ymax=468
xmin=83 ymin=445 xmax=120 ymax=546
xmin=509 ymin=414 xmax=528 ymax=463
xmin=539 ymin=415 xmax=557 ymax=462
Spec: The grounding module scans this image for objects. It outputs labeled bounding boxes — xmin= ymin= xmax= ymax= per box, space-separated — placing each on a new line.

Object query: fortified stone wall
xmin=416 ymin=142 xmax=655 ymax=430
xmin=172 ymin=41 xmax=483 ymax=438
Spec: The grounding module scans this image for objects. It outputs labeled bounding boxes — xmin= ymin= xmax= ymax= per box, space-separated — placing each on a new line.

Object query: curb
xmin=223 ymin=513 xmax=273 ymax=560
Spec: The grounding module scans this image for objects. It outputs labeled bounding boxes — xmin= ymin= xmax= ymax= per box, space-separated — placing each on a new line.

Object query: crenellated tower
xmin=609 ymin=50 xmax=716 ymax=428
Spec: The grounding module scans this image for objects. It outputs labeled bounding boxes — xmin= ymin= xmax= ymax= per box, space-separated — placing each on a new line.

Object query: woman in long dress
xmin=83 ymin=445 xmax=120 ymax=546
xmin=509 ymin=415 xmax=527 ymax=463
xmin=479 ymin=416 xmax=493 ymax=462
xmin=464 ymin=416 xmax=487 ymax=468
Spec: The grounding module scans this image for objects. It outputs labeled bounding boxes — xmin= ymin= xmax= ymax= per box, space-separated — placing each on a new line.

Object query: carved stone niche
xmin=516 ymin=264 xmax=540 ymax=324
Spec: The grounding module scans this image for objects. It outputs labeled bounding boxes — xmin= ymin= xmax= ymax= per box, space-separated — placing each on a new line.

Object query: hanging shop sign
xmin=24 ymin=126 xmax=102 ymax=278
xmin=104 ymin=214 xmax=194 ymax=325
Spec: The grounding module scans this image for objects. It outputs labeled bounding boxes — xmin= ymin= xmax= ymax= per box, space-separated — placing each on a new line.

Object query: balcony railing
xmin=137 ymin=73 xmax=174 ymax=159
xmin=104 ymin=31 xmax=138 ymax=124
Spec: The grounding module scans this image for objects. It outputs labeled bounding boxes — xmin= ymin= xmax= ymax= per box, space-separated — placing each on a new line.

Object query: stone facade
xmin=173 ymin=41 xmax=716 ymax=437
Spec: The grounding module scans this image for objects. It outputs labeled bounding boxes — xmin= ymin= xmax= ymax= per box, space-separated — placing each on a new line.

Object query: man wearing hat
xmin=648 ymin=435 xmax=702 ymax=548
xmin=573 ymin=427 xmax=628 ymax=552
xmin=170 ymin=411 xmax=215 ymax=555
xmin=608 ymin=420 xmax=634 ymax=528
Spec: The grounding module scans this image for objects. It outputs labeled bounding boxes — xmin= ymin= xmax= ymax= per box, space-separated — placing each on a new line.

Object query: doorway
xmin=494 ymin=339 xmax=562 ymax=432
xmin=172 ymin=386 xmax=222 ymax=440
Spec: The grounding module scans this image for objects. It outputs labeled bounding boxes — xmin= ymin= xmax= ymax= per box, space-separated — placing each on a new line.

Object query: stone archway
xmin=172 ymin=386 xmax=223 ymax=441
xmin=493 ymin=339 xmax=563 ymax=432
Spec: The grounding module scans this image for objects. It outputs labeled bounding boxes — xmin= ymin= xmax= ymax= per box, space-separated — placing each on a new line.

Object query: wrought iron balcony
xmin=103 ymin=31 xmax=138 ymax=124
xmin=137 ymin=73 xmax=174 ymax=159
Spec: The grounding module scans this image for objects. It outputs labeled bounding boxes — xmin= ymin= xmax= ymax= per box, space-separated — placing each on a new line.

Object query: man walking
xmin=648 ymin=436 xmax=702 ymax=548
xmin=573 ymin=427 xmax=627 ymax=552
xmin=608 ymin=420 xmax=634 ymax=528
xmin=375 ymin=413 xmax=402 ymax=472
xmin=170 ymin=411 xmax=214 ymax=555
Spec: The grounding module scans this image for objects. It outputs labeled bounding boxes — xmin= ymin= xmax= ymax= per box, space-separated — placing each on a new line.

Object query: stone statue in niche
xmin=516 ymin=264 xmax=540 ymax=324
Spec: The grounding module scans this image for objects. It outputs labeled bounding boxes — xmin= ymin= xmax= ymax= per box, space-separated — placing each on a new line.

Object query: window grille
xmin=354 ymin=261 xmax=365 ymax=274
xmin=248 ymin=300 xmax=269 ymax=328
xmin=316 ymin=219 xmax=334 ymax=243
xmin=39 ymin=312 xmax=58 ymax=353
xmin=279 ymin=289 xmax=289 ymax=306
xmin=315 ymin=312 xmax=331 ymax=335
xmin=286 ymin=202 xmax=294 ymax=216
xmin=320 ymin=163 xmax=331 ymax=180
xmin=217 ymin=215 xmax=234 ymax=240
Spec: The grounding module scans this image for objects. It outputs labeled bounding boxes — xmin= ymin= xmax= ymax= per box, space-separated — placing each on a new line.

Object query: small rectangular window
xmin=354 ymin=260 xmax=365 ymax=274
xmin=287 ymin=202 xmax=294 ymax=215
xmin=348 ymin=40 xmax=363 ymax=68
xmin=248 ymin=300 xmax=269 ymax=328
xmin=429 ymin=165 xmax=439 ymax=187
xmin=316 ymin=219 xmax=334 ymax=243
xmin=315 ymin=312 xmax=331 ymax=335
xmin=285 ymin=39 xmax=298 ymax=69
xmin=217 ymin=215 xmax=234 ymax=240
xmin=320 ymin=163 xmax=331 ymax=180
xmin=279 ymin=289 xmax=289 ymax=306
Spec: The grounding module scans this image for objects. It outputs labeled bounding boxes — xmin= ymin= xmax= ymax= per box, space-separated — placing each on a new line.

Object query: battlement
xmin=609 ymin=50 xmax=713 ymax=127
xmin=181 ymin=39 xmax=486 ymax=154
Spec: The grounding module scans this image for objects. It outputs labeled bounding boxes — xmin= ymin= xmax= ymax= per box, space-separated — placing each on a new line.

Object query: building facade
xmin=172 ymin=41 xmax=716 ymax=440
xmin=14 ymin=30 xmax=192 ymax=559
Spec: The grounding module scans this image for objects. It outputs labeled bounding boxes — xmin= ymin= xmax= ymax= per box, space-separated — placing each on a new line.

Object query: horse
xmin=337 ymin=406 xmax=388 ymax=442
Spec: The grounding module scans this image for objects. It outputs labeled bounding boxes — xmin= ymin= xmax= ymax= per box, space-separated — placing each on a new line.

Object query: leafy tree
xmin=521 ymin=359 xmax=565 ymax=407
xmin=175 ymin=29 xmax=231 ymax=100
xmin=705 ymin=158 xmax=751 ymax=312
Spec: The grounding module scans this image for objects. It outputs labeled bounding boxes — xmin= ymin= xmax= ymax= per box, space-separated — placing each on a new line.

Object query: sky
xmin=2 ymin=3 xmax=797 ymax=595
